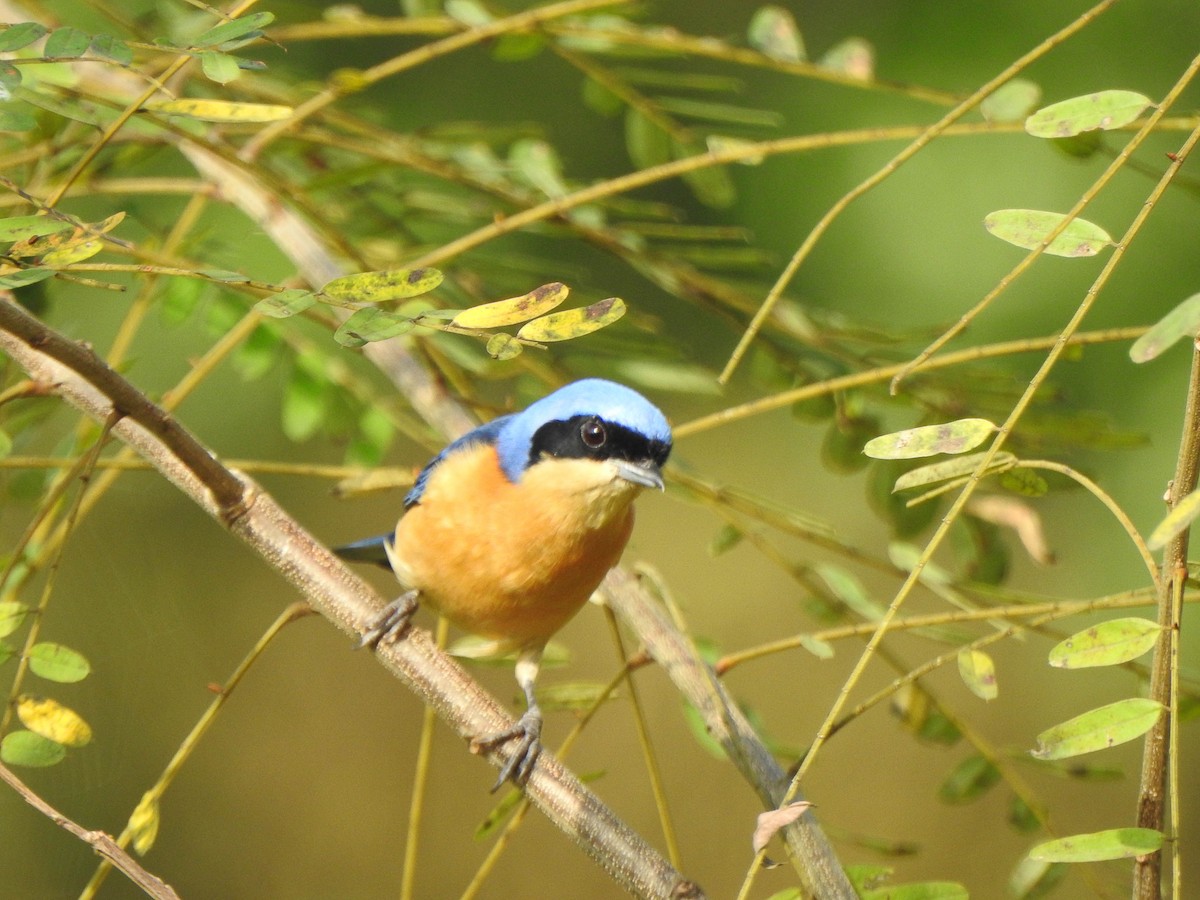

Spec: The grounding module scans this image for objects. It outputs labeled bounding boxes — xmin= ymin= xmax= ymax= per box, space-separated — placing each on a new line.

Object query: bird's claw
xmin=355 ymin=590 xmax=419 ymax=650
xmin=471 ymin=708 xmax=543 ymax=791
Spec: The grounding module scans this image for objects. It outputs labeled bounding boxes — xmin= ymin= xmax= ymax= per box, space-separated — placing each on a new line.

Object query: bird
xmin=335 ymin=378 xmax=672 ymax=790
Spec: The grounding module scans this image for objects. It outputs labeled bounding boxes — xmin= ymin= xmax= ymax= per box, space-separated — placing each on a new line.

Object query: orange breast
xmin=391 ymin=444 xmax=636 ymax=651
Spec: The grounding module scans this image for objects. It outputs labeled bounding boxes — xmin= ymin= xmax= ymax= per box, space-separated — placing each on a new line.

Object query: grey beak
xmin=614 ymin=459 xmax=665 ymax=491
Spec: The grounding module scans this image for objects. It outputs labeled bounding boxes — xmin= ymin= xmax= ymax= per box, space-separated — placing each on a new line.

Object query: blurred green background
xmin=3 ymin=0 xmax=1200 ymax=897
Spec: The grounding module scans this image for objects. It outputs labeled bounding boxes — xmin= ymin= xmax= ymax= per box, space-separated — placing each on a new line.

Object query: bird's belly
xmin=393 ymin=502 xmax=634 ymax=650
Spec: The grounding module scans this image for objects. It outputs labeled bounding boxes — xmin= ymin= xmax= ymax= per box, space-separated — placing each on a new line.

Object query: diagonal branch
xmin=0 ymin=295 xmax=702 ymax=900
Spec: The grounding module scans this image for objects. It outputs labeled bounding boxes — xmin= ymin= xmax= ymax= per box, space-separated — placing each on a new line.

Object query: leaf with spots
xmin=516 ymin=297 xmax=626 ymax=342
xmin=1031 ymin=698 xmax=1162 ymax=760
xmin=984 ymin=209 xmax=1113 ymax=258
xmin=452 ymin=282 xmax=568 ymax=328
xmin=1025 ymin=90 xmax=1153 ymax=138
xmin=1048 ymin=617 xmax=1162 ymax=669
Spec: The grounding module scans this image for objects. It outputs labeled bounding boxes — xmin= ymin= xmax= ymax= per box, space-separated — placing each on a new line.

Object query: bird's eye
xmin=580 ymin=419 xmax=607 ymax=449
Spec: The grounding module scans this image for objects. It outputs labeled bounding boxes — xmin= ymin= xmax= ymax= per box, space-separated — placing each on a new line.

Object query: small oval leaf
xmin=194 ymin=11 xmax=274 ymax=48
xmin=1130 ymin=293 xmax=1200 ymax=363
xmin=143 ymin=99 xmax=292 ymax=123
xmin=0 ymin=600 xmax=29 ymax=637
xmin=892 ymin=451 xmax=1018 ymax=492
xmin=1031 ymin=698 xmax=1162 ymax=760
xmin=0 ymin=23 xmax=49 ymax=53
xmin=255 ymin=289 xmax=317 ymax=319
xmin=27 ymin=643 xmax=91 ymax=683
xmin=981 ymin=79 xmax=1042 ymax=123
xmin=1 ymin=730 xmax=67 ymax=767
xmin=0 ymin=215 xmax=74 ymax=242
xmin=333 ymin=308 xmax=414 ymax=348
xmin=485 ymin=332 xmax=522 ymax=360
xmin=1147 ymin=486 xmax=1200 ymax=551
xmin=1028 ymin=827 xmax=1163 ymax=863
xmin=958 ymin=649 xmax=998 ymax=700
xmin=200 ymin=51 xmax=242 ymax=85
xmin=748 ymin=5 xmax=805 ymax=62
xmin=129 ymin=790 xmax=161 ymax=855
xmin=1049 ymin=617 xmax=1163 ymax=669
xmin=516 ymin=297 xmax=626 ymax=342
xmin=44 ymin=26 xmax=91 ymax=59
xmin=1025 ymin=90 xmax=1153 ymax=139
xmin=938 ymin=754 xmax=1001 ymax=804
xmin=864 ymin=418 xmax=996 ymax=460
xmin=16 ymin=695 xmax=93 ymax=747
xmin=321 ymin=267 xmax=443 ymax=304
xmin=452 ymin=282 xmax=568 ymax=328
xmin=983 ymin=209 xmax=1113 ymax=258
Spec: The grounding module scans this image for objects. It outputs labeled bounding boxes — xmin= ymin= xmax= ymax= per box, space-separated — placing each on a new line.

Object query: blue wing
xmin=404 ymin=414 xmax=511 ymax=508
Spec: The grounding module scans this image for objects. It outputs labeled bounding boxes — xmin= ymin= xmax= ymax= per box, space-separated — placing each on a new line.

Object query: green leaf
xmin=981 ymin=79 xmax=1042 ymax=123
xmin=613 ymin=360 xmax=721 ymax=395
xmin=1031 ymin=698 xmax=1163 ymax=760
xmin=675 ymin=137 xmax=736 ymax=208
xmin=798 ymin=635 xmax=834 ymax=659
xmin=333 ymin=308 xmax=415 ymax=348
xmin=1147 ymin=485 xmax=1200 ymax=550
xmin=1130 ymin=292 xmax=1200 ymax=362
xmin=452 ymin=282 xmax=568 ymax=328
xmin=516 ymin=297 xmax=626 ymax=342
xmin=0 ymin=23 xmax=48 ymax=52
xmin=861 ymin=882 xmax=968 ymax=900
xmin=0 ymin=601 xmax=29 ymax=637
xmin=625 ymin=108 xmax=672 ymax=170
xmin=281 ymin=368 xmax=330 ymax=441
xmin=194 ymin=12 xmax=274 ymax=48
xmin=998 ymin=468 xmax=1049 ymax=497
xmin=0 ymin=215 xmax=73 ymax=242
xmin=1025 ymin=90 xmax=1153 ymax=138
xmin=957 ymin=649 xmax=998 ymax=700
xmin=864 ymin=418 xmax=996 ymax=460
xmin=819 ymin=37 xmax=874 ymax=81
xmin=0 ymin=428 xmax=9 ymax=459
xmin=1028 ymin=827 xmax=1163 ymax=863
xmin=509 ymin=139 xmax=568 ymax=198
xmin=200 ymin=51 xmax=242 ymax=84
xmin=0 ymin=106 xmax=37 ymax=132
xmin=709 ymin=524 xmax=744 ymax=556
xmin=0 ymin=61 xmax=21 ymax=96
xmin=815 ymin=563 xmax=883 ymax=621
xmin=1 ymin=730 xmax=67 ymax=767
xmin=44 ymin=26 xmax=91 ymax=59
xmin=445 ymin=0 xmax=493 ymax=26
xmin=892 ymin=451 xmax=1017 ymax=492
xmin=321 ymin=267 xmax=443 ymax=304
xmin=89 ymin=33 xmax=133 ymax=66
xmin=748 ymin=5 xmax=805 ymax=62
xmin=0 ymin=267 xmax=53 ymax=288
xmin=1008 ymin=857 xmax=1067 ymax=899
xmin=16 ymin=694 xmax=92 ymax=747
xmin=1008 ymin=796 xmax=1043 ymax=835
xmin=255 ymin=289 xmax=317 ymax=319
xmin=27 ymin=643 xmax=91 ymax=683
xmin=1048 ymin=617 xmax=1163 ymax=669
xmin=938 ymin=754 xmax=1000 ymax=804
xmin=984 ymin=209 xmax=1113 ymax=257
xmin=484 ymin=332 xmax=522 ymax=360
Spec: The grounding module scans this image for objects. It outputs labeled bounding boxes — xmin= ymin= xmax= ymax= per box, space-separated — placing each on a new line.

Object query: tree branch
xmin=0 ymin=296 xmax=702 ymax=900
xmin=0 ymin=760 xmax=180 ymax=900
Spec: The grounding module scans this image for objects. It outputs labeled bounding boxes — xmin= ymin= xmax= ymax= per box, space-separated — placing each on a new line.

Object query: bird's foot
xmin=471 ymin=708 xmax=543 ymax=791
xmin=355 ymin=590 xmax=419 ymax=650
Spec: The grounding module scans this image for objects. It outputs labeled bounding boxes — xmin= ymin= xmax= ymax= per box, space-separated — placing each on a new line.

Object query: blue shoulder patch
xmin=404 ymin=415 xmax=511 ymax=507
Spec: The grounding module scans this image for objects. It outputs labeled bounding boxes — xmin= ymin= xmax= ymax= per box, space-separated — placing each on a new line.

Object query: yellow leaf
xmin=41 ymin=239 xmax=103 ymax=266
xmin=129 ymin=790 xmax=161 ymax=855
xmin=321 ymin=267 xmax=443 ymax=304
xmin=452 ymin=282 xmax=568 ymax=328
xmin=144 ymin=99 xmax=293 ymax=123
xmin=957 ymin=649 xmax=998 ymax=700
xmin=16 ymin=695 xmax=92 ymax=747
xmin=485 ymin=332 xmax=522 ymax=360
xmin=516 ymin=297 xmax=626 ymax=342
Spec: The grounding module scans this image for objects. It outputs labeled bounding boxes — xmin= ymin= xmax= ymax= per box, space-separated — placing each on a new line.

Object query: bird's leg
xmin=355 ymin=589 xmax=420 ymax=650
xmin=471 ymin=650 xmax=543 ymax=791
